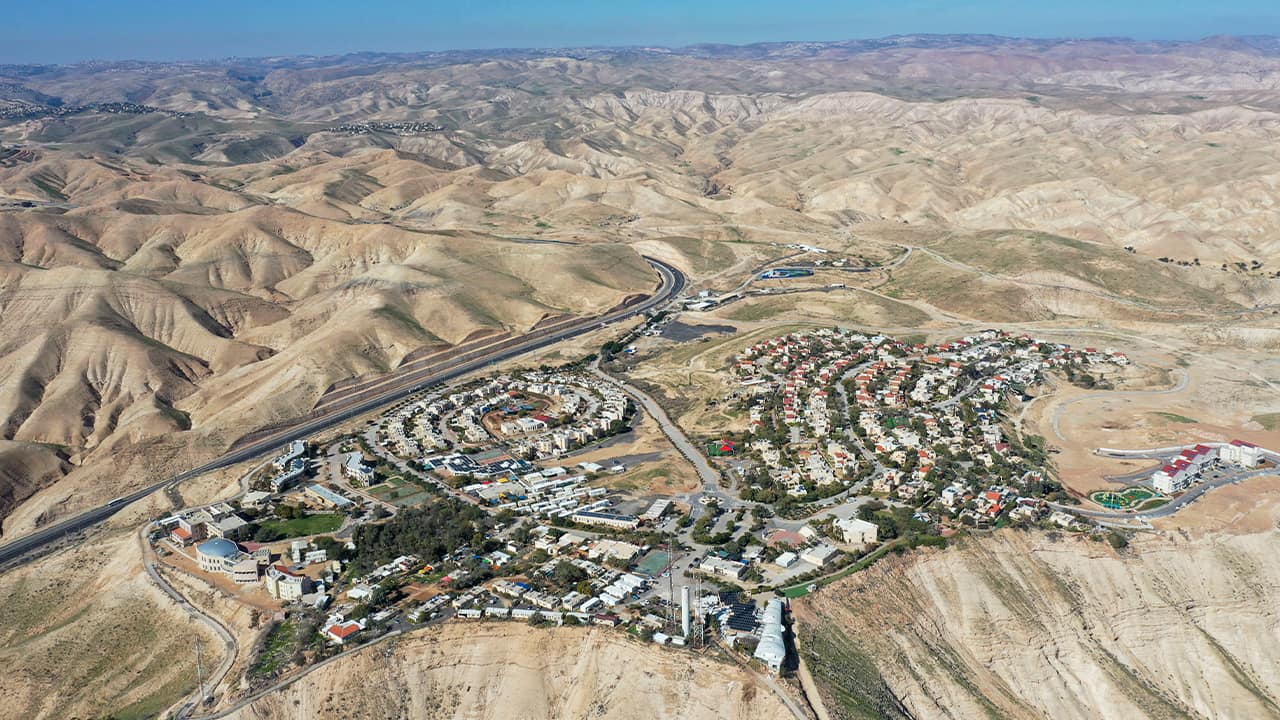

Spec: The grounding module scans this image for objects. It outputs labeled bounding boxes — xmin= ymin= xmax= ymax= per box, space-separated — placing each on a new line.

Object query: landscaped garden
xmin=1090 ymin=487 xmax=1159 ymax=510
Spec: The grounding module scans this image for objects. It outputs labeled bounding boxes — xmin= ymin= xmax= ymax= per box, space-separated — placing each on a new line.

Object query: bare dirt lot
xmin=1152 ymin=473 xmax=1280 ymax=537
xmin=0 ymin=527 xmax=226 ymax=720
xmin=1031 ymin=342 xmax=1280 ymax=498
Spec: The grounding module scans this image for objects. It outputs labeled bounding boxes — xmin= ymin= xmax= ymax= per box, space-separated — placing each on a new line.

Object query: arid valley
xmin=1 ymin=33 xmax=1279 ymax=720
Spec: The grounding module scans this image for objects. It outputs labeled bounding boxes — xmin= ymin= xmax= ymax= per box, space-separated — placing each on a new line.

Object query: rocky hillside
xmin=0 ymin=524 xmax=226 ymax=720
xmin=3 ymin=36 xmax=1280 ymax=536
xmin=224 ymin=623 xmax=788 ymax=720
xmin=798 ymin=527 xmax=1280 ymax=720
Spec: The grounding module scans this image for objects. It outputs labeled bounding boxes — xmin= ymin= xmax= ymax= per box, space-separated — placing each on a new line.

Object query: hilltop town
xmin=4 ymin=31 xmax=1280 ymax=720
xmin=142 ymin=318 xmax=1276 ymax=712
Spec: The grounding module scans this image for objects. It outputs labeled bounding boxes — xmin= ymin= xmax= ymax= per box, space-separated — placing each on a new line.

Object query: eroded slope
xmin=225 ymin=623 xmax=787 ymax=720
xmin=800 ymin=521 xmax=1280 ymax=720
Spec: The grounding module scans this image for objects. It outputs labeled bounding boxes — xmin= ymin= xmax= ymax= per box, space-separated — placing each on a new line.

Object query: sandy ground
xmin=1152 ymin=473 xmax=1280 ymax=537
xmin=159 ymin=544 xmax=283 ymax=612
xmin=568 ymin=410 xmax=669 ymax=463
xmin=1030 ymin=345 xmax=1280 ymax=498
xmin=491 ymin=317 xmax=647 ymax=372
xmin=222 ymin=622 xmax=789 ymax=720
xmin=596 ymin=458 xmax=702 ymax=497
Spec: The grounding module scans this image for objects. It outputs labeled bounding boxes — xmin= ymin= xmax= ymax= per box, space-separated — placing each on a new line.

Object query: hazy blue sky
xmin=6 ymin=0 xmax=1280 ymax=64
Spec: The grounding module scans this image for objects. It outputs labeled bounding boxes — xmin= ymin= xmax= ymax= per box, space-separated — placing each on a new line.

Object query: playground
xmin=1090 ymin=487 xmax=1159 ymax=510
xmin=707 ymin=439 xmax=737 ymax=457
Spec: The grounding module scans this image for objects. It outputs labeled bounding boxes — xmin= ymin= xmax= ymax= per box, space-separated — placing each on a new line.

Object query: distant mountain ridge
xmin=3 ymin=33 xmax=1280 ymax=74
xmin=1 ymin=26 xmax=1278 ymax=552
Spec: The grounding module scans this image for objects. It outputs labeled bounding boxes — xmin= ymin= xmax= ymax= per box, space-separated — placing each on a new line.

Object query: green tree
xmin=553 ymin=560 xmax=588 ymax=586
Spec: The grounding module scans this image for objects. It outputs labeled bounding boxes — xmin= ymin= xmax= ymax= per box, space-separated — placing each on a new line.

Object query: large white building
xmin=195 ymin=538 xmax=259 ymax=584
xmin=343 ymin=454 xmax=374 ymax=484
xmin=834 ymin=517 xmax=879 ymax=546
xmin=753 ymin=599 xmax=786 ymax=673
xmin=800 ymin=544 xmax=840 ymax=568
xmin=1152 ymin=462 xmax=1193 ymax=494
xmin=274 ymin=440 xmax=306 ymax=469
xmin=570 ymin=510 xmax=640 ymax=530
xmin=699 ymin=556 xmax=747 ymax=580
xmin=264 ymin=565 xmax=314 ymax=601
xmin=1221 ymin=440 xmax=1264 ymax=467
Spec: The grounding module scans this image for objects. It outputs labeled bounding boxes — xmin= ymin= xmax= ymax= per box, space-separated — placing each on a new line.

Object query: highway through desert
xmin=0 ymin=256 xmax=685 ymax=568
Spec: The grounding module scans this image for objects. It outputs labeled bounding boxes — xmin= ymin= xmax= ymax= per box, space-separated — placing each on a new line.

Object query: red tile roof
xmin=327 ymin=622 xmax=361 ymax=640
xmin=272 ymin=564 xmax=304 ymax=578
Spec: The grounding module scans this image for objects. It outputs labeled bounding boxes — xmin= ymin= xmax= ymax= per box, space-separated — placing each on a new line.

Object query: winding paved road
xmin=588 ymin=365 xmax=732 ymax=512
xmin=141 ymin=524 xmax=238 ymax=719
xmin=0 ymin=257 xmax=685 ymax=568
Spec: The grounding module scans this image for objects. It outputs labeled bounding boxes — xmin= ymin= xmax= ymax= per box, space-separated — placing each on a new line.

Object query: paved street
xmin=1055 ymin=465 xmax=1280 ymax=522
xmin=588 ymin=365 xmax=739 ymax=515
xmin=0 ymin=258 xmax=684 ymax=568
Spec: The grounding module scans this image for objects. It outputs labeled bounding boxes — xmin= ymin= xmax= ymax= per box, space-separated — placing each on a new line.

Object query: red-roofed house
xmin=1153 ymin=459 xmax=1196 ymax=494
xmin=1222 ymin=439 xmax=1264 ymax=467
xmin=323 ymin=619 xmax=365 ymax=644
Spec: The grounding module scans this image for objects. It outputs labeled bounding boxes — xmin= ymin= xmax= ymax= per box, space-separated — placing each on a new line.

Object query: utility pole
xmin=695 ymin=574 xmax=704 ymax=649
xmin=195 ymin=637 xmax=205 ymax=707
xmin=666 ymin=529 xmax=675 ymax=632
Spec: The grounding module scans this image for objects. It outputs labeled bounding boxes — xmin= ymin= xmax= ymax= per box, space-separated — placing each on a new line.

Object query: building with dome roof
xmin=753 ymin=598 xmax=786 ymax=673
xmin=196 ymin=538 xmax=260 ymax=584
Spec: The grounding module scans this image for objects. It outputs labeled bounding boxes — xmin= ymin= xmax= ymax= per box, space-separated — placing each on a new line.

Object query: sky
xmin=5 ymin=0 xmax=1280 ymax=64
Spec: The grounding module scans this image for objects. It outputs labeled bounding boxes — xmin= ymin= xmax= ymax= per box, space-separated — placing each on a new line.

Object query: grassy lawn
xmin=388 ymin=491 xmax=431 ymax=507
xmin=257 ymin=513 xmax=343 ymax=538
xmin=1091 ymin=487 xmax=1156 ymax=509
xmin=370 ymin=478 xmax=432 ymax=506
xmin=250 ymin=621 xmax=297 ymax=677
xmin=1141 ymin=491 xmax=1172 ymax=509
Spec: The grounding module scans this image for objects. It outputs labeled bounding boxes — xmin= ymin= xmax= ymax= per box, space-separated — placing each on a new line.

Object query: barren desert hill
xmin=8 ymin=35 xmax=1280 ymax=115
xmin=10 ymin=65 xmax=1280 ymax=266
xmin=2 ymin=36 xmax=1280 ymax=537
xmin=220 ymin=623 xmax=788 ymax=720
xmin=797 ymin=512 xmax=1280 ymax=720
xmin=1 ymin=34 xmax=1280 ymax=720
xmin=0 ymin=522 xmax=229 ymax=720
xmin=0 ymin=206 xmax=657 ymax=535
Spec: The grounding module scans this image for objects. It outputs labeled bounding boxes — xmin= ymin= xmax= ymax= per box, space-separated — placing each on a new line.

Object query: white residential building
xmin=834 ymin=517 xmax=879 ymax=546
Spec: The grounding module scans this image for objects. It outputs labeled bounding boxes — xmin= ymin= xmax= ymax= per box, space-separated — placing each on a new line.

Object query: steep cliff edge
xmin=798 ymin=514 xmax=1280 ymax=720
xmin=225 ymin=623 xmax=788 ymax=720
